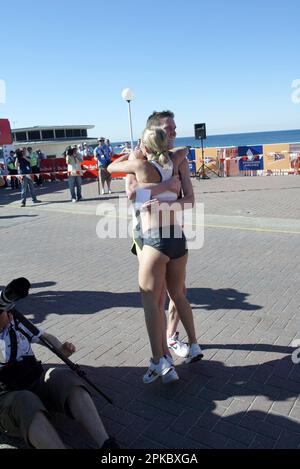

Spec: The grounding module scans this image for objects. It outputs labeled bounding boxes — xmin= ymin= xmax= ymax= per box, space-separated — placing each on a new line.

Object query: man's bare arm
xmin=178 ymin=158 xmax=195 ymax=207
xmin=40 ymin=332 xmax=76 ymax=358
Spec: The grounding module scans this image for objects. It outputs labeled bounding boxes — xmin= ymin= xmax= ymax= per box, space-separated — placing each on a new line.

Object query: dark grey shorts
xmin=143 ymin=225 xmax=188 ymax=259
xmin=0 ymin=367 xmax=89 ymax=446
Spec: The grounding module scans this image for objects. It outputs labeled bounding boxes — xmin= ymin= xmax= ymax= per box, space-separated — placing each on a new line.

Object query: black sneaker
xmin=101 ymin=437 xmax=120 ymax=449
xmin=33 ymin=199 xmax=42 ymax=203
xmin=21 ymin=202 xmax=26 ymax=207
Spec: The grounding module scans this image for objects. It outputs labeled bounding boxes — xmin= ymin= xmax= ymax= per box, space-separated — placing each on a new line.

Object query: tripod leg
xmin=203 ymin=164 xmax=221 ymax=178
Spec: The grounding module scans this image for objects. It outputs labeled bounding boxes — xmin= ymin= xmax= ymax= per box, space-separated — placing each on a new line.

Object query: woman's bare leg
xmin=139 ymin=246 xmax=168 ymax=362
xmin=158 ymin=286 xmax=171 ymax=357
xmin=166 ymin=253 xmax=197 ymax=345
xmin=167 ymin=300 xmax=180 ymax=338
xmin=138 ymin=247 xmax=170 ymax=358
xmin=167 ymin=284 xmax=186 ymax=337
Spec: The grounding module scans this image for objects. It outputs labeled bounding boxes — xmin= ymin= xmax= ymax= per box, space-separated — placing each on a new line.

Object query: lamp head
xmin=122 ymin=88 xmax=134 ymax=102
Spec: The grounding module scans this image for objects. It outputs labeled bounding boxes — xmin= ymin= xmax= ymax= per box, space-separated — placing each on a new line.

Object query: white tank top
xmin=149 ymin=160 xmax=178 ymax=202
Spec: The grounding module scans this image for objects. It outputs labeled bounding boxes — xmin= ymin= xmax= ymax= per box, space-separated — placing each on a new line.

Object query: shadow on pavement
xmin=187 ymin=287 xmax=262 ymax=311
xmin=1 ymin=354 xmax=299 ymax=449
xmin=0 ymin=215 xmax=38 ymax=220
xmin=9 ymin=286 xmax=262 ymax=323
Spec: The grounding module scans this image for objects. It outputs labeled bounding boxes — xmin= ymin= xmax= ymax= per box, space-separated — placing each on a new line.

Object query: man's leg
xmin=31 ymin=368 xmax=117 ymax=448
xmin=27 ymin=177 xmax=38 ymax=202
xmin=166 ymin=254 xmax=197 ymax=345
xmin=28 ymin=411 xmax=66 ymax=449
xmin=167 ymin=300 xmax=181 ymax=338
xmin=76 ymin=176 xmax=82 ymax=200
xmin=167 ymin=267 xmax=186 ymax=338
xmin=12 ymin=175 xmax=18 ymax=189
xmin=166 ymin=281 xmax=189 ymax=358
xmin=66 ymin=387 xmax=109 ymax=448
xmin=21 ymin=176 xmax=28 ymax=205
xmin=99 ymin=169 xmax=105 ymax=194
xmin=0 ymin=390 xmax=65 ymax=449
xmin=68 ymin=176 xmax=76 ymax=200
xmin=10 ymin=173 xmax=15 ymax=189
xmin=32 ymin=166 xmax=38 ymax=185
xmin=166 ymin=254 xmax=203 ymax=363
xmin=8 ymin=171 xmax=14 ymax=189
xmin=106 ymin=171 xmax=112 ymax=193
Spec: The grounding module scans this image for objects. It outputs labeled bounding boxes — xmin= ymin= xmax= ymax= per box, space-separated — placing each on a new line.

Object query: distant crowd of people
xmin=64 ymin=137 xmax=114 ymax=201
xmin=63 ymin=138 xmax=139 ymax=201
xmin=5 ymin=147 xmax=46 ymax=206
xmin=2 ymin=138 xmax=137 ymax=205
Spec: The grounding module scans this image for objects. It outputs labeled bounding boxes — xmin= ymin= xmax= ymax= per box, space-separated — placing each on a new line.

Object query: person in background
xmin=36 ymin=149 xmax=46 ymax=161
xmin=66 ymin=147 xmax=83 ymax=202
xmin=134 ymin=139 xmax=141 ymax=151
xmin=122 ymin=142 xmax=131 ymax=154
xmin=28 ymin=147 xmax=42 ymax=187
xmin=15 ymin=149 xmax=41 ymax=207
xmin=82 ymin=142 xmax=92 ymax=158
xmin=93 ymin=138 xmax=112 ymax=195
xmin=6 ymin=150 xmax=19 ymax=190
xmin=77 ymin=144 xmax=84 ymax=157
xmin=36 ymin=149 xmax=45 ymax=186
xmin=105 ymin=139 xmax=113 ymax=159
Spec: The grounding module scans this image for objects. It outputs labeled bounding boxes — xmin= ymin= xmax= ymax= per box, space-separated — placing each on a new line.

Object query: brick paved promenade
xmin=1 ymin=175 xmax=300 ymax=449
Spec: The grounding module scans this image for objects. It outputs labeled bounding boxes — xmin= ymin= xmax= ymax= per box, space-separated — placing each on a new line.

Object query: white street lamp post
xmin=121 ymin=88 xmax=134 ymax=150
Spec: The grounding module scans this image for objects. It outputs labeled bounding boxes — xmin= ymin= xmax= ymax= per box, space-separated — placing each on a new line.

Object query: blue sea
xmin=114 ymin=129 xmax=300 ymax=151
xmin=174 ymin=129 xmax=300 ymax=149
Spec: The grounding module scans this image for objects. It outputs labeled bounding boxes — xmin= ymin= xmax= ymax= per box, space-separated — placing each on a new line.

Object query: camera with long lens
xmin=0 ymin=278 xmax=31 ymax=313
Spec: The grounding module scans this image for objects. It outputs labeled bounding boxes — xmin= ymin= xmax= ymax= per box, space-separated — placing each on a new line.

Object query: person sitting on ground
xmin=0 ymin=306 xmax=119 ymax=449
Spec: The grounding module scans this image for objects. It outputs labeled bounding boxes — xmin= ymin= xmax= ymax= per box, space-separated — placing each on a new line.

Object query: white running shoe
xmin=185 ymin=343 xmax=204 ymax=364
xmin=143 ymin=356 xmax=172 ymax=384
xmin=164 ymin=354 xmax=174 ymax=366
xmin=167 ymin=332 xmax=189 ymax=358
xmin=101 ymin=190 xmax=105 ymax=195
xmin=162 ymin=366 xmax=179 ymax=384
xmin=162 ymin=355 xmax=179 ymax=383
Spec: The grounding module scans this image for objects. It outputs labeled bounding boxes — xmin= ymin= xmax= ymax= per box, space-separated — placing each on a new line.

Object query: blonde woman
xmin=108 ymin=128 xmax=202 ymax=384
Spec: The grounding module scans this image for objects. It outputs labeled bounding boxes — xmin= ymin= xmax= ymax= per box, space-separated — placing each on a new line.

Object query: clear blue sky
xmin=1 ymin=0 xmax=299 ymax=140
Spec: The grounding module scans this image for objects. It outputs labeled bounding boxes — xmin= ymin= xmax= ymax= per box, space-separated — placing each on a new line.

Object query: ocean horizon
xmin=113 ymin=129 xmax=300 ymax=150
xmin=175 ymin=128 xmax=300 ymax=149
